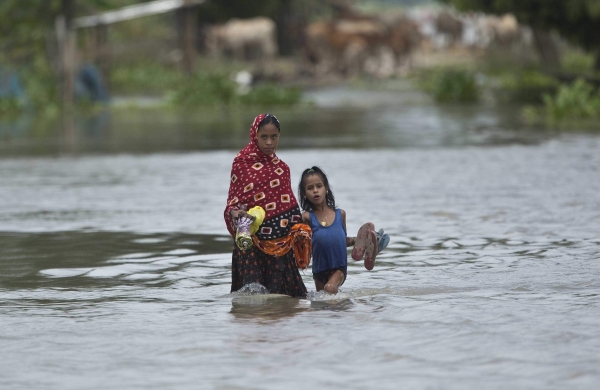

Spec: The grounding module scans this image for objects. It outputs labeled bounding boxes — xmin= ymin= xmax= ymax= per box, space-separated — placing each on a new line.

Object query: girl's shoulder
xmin=338 ymin=208 xmax=346 ymax=225
xmin=301 ymin=211 xmax=311 ymax=224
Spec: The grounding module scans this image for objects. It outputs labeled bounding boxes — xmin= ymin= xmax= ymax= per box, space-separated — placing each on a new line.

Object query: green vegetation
xmin=442 ymin=0 xmax=600 ymax=70
xmin=110 ymin=63 xmax=185 ymax=96
xmin=168 ymin=73 xmax=237 ymax=107
xmin=561 ymin=50 xmax=596 ymax=74
xmin=522 ymin=79 xmax=600 ymax=128
xmin=2 ymin=0 xmax=599 ymax=133
xmin=0 ymin=0 xmax=310 ymax=121
xmin=417 ymin=68 xmax=479 ymax=103
xmin=239 ymin=84 xmax=302 ymax=105
xmin=0 ymin=98 xmax=25 ymax=118
xmin=167 ymin=73 xmax=302 ymax=108
xmin=109 ymin=57 xmax=304 ymax=107
xmin=496 ymin=71 xmax=559 ymax=104
xmin=543 ymin=79 xmax=600 ymax=121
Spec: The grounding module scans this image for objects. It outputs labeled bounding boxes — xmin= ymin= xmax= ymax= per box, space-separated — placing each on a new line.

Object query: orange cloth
xmin=252 ymin=223 xmax=312 ymax=270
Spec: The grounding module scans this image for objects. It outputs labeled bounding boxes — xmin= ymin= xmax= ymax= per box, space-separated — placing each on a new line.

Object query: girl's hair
xmin=258 ymin=113 xmax=280 ymax=131
xmin=298 ymin=166 xmax=336 ymax=212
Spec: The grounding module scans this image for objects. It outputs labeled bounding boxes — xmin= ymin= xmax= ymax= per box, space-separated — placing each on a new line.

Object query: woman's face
xmin=256 ymin=123 xmax=280 ymax=155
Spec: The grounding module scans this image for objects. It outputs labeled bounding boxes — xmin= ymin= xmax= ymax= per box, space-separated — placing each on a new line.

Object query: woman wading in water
xmin=224 ymin=114 xmax=310 ymax=298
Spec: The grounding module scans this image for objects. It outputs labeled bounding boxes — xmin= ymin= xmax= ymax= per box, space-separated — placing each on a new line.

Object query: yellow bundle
xmin=247 ymin=206 xmax=265 ymax=235
xmin=235 ymin=206 xmax=265 ymax=251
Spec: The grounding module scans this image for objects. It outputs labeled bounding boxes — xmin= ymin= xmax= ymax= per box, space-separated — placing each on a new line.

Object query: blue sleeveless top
xmin=309 ymin=209 xmax=347 ymax=274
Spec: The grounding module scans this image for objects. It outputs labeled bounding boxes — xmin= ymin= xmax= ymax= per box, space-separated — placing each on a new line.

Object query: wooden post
xmin=57 ymin=0 xmax=77 ymax=107
xmin=532 ymin=28 xmax=560 ymax=70
xmin=56 ymin=20 xmax=76 ymax=107
xmin=176 ymin=2 xmax=197 ymax=74
xmin=276 ymin=0 xmax=294 ymax=56
xmin=83 ymin=24 xmax=98 ymax=64
xmin=56 ymin=0 xmax=77 ymax=154
xmin=96 ymin=23 xmax=111 ymax=92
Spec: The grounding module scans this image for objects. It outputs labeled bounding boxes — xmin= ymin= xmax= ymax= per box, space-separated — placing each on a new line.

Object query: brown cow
xmin=435 ymin=11 xmax=463 ymax=45
xmin=386 ymin=16 xmax=422 ymax=57
xmin=304 ymin=16 xmax=420 ymax=77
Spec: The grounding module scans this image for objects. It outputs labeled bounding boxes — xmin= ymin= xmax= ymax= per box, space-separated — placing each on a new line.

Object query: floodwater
xmin=1 ymin=86 xmax=599 ymax=389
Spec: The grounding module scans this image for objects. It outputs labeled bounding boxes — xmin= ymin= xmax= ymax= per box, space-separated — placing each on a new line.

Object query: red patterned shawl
xmin=224 ymin=114 xmax=302 ymax=240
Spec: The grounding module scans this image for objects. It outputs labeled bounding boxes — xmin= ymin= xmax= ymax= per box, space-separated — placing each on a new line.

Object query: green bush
xmin=168 ymin=73 xmax=238 ymax=107
xmin=110 ymin=63 xmax=184 ymax=95
xmin=239 ymin=84 xmax=302 ymax=105
xmin=421 ymin=68 xmax=479 ymax=103
xmin=543 ymin=78 xmax=600 ymax=121
xmin=0 ymin=98 xmax=25 ymax=117
xmin=498 ymin=71 xmax=559 ymax=104
xmin=0 ymin=58 xmax=60 ymax=118
xmin=561 ymin=51 xmax=595 ymax=74
xmin=168 ymin=73 xmax=303 ymax=108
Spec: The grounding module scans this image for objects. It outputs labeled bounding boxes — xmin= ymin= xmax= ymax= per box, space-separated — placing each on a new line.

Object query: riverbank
xmin=0 ymin=81 xmax=570 ymax=158
xmin=2 ymin=46 xmax=600 ymax=151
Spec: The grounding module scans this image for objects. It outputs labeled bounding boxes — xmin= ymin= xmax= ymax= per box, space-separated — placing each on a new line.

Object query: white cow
xmin=205 ymin=17 xmax=278 ymax=60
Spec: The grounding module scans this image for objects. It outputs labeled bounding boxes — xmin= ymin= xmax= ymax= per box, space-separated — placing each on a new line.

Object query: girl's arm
xmin=346 ymin=236 xmax=356 ymax=247
xmin=302 ymin=211 xmax=310 ymax=225
xmin=341 ymin=209 xmax=356 ymax=247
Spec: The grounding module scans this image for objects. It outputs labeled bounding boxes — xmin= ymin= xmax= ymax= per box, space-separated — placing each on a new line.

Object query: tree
xmin=0 ymin=0 xmax=126 ymax=66
xmin=0 ymin=1 xmax=134 ymax=105
xmin=441 ymin=0 xmax=600 ymax=70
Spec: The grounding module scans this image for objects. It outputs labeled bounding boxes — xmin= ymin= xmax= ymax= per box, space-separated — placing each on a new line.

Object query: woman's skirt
xmin=231 ymin=245 xmax=307 ymax=298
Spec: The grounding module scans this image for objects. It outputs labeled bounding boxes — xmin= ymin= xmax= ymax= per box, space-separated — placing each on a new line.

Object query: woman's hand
xmin=230 ymin=209 xmax=248 ymax=221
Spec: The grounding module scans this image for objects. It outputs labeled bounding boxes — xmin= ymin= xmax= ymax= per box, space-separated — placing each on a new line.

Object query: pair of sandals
xmin=351 ymin=223 xmax=390 ymax=270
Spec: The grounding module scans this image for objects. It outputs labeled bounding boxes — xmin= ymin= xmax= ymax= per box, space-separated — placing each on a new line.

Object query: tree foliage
xmin=0 ymin=0 xmax=60 ymax=64
xmin=0 ymin=1 xmax=158 ymax=108
xmin=441 ymin=0 xmax=600 ymax=68
xmin=0 ymin=0 xmax=143 ymax=67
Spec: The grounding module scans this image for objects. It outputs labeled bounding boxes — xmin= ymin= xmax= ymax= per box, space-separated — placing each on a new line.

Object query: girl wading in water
xmin=299 ymin=166 xmax=390 ymax=294
xmin=224 ymin=114 xmax=311 ymax=298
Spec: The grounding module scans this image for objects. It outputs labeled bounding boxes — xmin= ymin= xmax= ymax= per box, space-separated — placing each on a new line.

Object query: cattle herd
xmin=203 ymin=8 xmax=529 ymax=79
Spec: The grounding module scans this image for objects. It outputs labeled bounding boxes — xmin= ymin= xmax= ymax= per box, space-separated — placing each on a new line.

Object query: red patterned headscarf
xmin=224 ymin=114 xmax=302 ymax=240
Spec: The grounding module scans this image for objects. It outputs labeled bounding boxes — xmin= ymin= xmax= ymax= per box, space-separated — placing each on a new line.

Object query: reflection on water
xmin=0 ymin=86 xmax=569 ymax=157
xmin=0 ymin=231 xmax=231 ymax=290
xmin=230 ymin=295 xmax=312 ymax=321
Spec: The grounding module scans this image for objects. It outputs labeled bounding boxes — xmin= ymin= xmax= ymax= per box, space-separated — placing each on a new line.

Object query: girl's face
xmin=304 ymin=174 xmax=327 ymax=207
xmin=256 ymin=123 xmax=279 ymax=155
